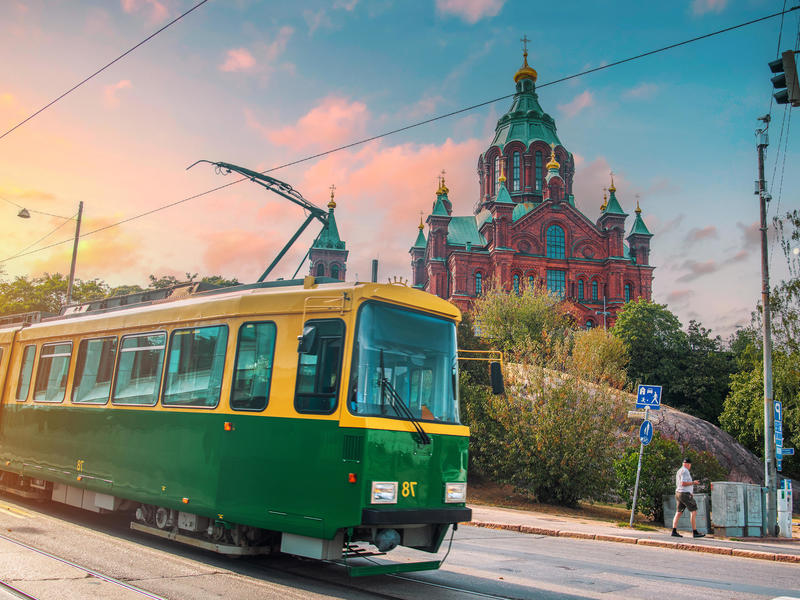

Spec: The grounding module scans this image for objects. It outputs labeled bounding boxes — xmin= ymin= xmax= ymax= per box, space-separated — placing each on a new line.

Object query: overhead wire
xmin=2 ymin=4 xmax=799 ymax=265
xmin=4 ymin=210 xmax=78 ymax=262
xmin=0 ymin=0 xmax=211 ymax=142
xmin=767 ymin=18 xmax=799 ymax=269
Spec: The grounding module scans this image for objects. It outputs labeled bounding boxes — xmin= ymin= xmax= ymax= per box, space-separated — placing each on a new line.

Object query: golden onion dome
xmin=546 ymin=148 xmax=560 ymax=170
xmin=514 ymin=50 xmax=538 ymax=83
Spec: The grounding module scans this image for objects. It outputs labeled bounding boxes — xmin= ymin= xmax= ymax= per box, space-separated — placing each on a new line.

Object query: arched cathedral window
xmin=316 ymin=263 xmax=325 ymax=277
xmin=625 ymin=283 xmax=632 ymax=302
xmin=546 ymin=225 xmax=565 ymax=259
xmin=475 ymin=272 xmax=482 ymax=296
xmin=578 ymin=279 xmax=584 ymax=300
xmin=494 ymin=155 xmax=500 ymax=195
xmin=535 ymin=151 xmax=542 ymax=191
xmin=513 ymin=152 xmax=520 ymax=192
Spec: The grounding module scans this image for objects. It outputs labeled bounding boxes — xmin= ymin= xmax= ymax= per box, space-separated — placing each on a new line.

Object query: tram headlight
xmin=444 ymin=482 xmax=467 ymax=503
xmin=370 ymin=481 xmax=398 ymax=504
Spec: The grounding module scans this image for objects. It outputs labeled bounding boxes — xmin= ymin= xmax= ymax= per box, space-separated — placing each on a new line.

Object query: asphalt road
xmin=0 ymin=496 xmax=797 ymax=600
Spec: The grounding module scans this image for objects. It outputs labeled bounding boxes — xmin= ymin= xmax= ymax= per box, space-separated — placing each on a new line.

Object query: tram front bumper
xmin=360 ymin=507 xmax=471 ymax=526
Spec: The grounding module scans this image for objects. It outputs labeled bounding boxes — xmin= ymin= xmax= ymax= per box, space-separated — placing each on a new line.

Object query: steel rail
xmin=0 ymin=532 xmax=170 ymax=600
xmin=246 ymin=556 xmax=518 ymax=600
xmin=0 ymin=579 xmax=39 ymax=600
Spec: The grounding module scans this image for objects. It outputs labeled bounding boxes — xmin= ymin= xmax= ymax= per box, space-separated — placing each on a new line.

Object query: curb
xmin=467 ymin=521 xmax=798 ymax=564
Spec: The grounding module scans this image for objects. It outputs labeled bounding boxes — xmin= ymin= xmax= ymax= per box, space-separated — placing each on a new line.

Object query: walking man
xmin=672 ymin=457 xmax=705 ymax=538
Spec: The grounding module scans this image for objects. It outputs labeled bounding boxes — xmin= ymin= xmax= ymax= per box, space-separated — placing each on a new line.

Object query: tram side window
xmin=33 ymin=342 xmax=72 ymax=403
xmin=294 ymin=319 xmax=345 ymax=415
xmin=113 ymin=333 xmax=166 ymax=406
xmin=73 ymin=337 xmax=118 ymax=404
xmin=15 ymin=345 xmax=36 ymax=401
xmin=231 ymin=322 xmax=276 ymax=411
xmin=163 ymin=325 xmax=228 ymax=408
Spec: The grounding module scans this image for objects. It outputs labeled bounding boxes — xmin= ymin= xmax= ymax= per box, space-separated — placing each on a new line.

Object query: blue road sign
xmin=775 ymin=400 xmax=782 ymax=421
xmin=775 ymin=421 xmax=783 ymax=434
xmin=781 ymin=448 xmax=795 ymax=456
xmin=636 ymin=385 xmax=662 ymax=410
xmin=639 ymin=420 xmax=654 ymax=446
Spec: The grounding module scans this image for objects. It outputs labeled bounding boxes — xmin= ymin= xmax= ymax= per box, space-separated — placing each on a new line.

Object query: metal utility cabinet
xmin=662 ymin=493 xmax=710 ymax=534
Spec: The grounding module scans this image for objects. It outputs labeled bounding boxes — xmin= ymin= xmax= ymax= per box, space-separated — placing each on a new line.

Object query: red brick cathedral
xmin=409 ymin=50 xmax=655 ymax=328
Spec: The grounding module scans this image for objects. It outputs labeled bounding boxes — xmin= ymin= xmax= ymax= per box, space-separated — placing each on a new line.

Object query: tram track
xmin=0 ymin=495 xmax=514 ymax=599
xmin=0 ymin=532 xmax=171 ymax=600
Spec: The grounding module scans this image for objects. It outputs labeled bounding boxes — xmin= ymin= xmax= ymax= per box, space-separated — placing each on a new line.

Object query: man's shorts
xmin=675 ymin=492 xmax=697 ymax=512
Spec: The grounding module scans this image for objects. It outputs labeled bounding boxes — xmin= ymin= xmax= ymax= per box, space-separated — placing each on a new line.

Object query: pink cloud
xmin=558 ymin=90 xmax=594 ymax=117
xmin=121 ymin=0 xmax=168 ymax=23
xmin=102 ymin=80 xmax=132 ymax=107
xmin=303 ymin=9 xmax=332 ymax=34
xmin=571 ymin=156 xmax=635 ymax=218
xmin=436 ymin=0 xmax=505 ymax=23
xmin=685 ymin=225 xmax=718 ymax=244
xmin=265 ymin=97 xmax=369 ymax=152
xmin=692 ymin=0 xmax=727 ymax=16
xmin=624 ymin=83 xmax=659 ymax=100
xmin=220 ymin=48 xmax=256 ymax=72
xmin=334 ymin=0 xmax=359 ymax=10
xmin=264 ymin=26 xmax=294 ymax=62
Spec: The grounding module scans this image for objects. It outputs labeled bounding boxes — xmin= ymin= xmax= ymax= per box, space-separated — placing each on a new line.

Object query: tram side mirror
xmin=490 ymin=362 xmax=505 ymax=395
xmin=298 ymin=325 xmax=318 ymax=354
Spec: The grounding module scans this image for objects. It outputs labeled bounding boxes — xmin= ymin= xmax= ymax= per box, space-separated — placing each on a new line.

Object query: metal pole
xmin=756 ymin=118 xmax=777 ymax=535
xmin=65 ymin=201 xmax=83 ymax=306
xmin=629 ymin=406 xmax=649 ymax=527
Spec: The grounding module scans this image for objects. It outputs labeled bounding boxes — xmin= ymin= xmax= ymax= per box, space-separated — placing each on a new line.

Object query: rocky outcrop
xmin=649 ymin=404 xmax=761 ymax=482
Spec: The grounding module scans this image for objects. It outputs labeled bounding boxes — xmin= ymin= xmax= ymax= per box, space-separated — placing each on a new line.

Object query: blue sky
xmin=0 ymin=0 xmax=797 ymax=337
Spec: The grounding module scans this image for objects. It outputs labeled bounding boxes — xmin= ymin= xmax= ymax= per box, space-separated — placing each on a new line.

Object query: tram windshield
xmin=348 ymin=302 xmax=459 ymax=424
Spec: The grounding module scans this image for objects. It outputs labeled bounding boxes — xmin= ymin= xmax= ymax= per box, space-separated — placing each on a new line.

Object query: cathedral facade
xmin=410 ymin=52 xmax=655 ymax=328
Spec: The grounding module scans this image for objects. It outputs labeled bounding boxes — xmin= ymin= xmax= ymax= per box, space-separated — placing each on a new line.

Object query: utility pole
xmin=597 ymin=296 xmax=611 ymax=329
xmin=755 ymin=115 xmax=777 ymax=536
xmin=65 ymin=201 xmax=83 ymax=306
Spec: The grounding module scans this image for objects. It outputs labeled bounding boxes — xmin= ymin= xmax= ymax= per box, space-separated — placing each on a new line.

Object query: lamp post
xmin=17 ymin=201 xmax=83 ymax=306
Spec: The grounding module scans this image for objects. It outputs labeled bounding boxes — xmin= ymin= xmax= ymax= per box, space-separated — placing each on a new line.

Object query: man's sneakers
xmin=692 ymin=530 xmax=705 ymax=538
xmin=671 ymin=529 xmax=682 ymax=537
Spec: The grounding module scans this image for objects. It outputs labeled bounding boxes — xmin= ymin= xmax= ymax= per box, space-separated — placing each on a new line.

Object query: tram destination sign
xmin=636 ymin=385 xmax=662 ymax=410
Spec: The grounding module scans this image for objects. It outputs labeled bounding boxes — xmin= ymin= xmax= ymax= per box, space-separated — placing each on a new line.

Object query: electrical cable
xmin=2 ymin=5 xmax=798 ymax=265
xmin=4 ymin=210 xmax=77 ymax=262
xmin=0 ymin=0 xmax=211 ymax=142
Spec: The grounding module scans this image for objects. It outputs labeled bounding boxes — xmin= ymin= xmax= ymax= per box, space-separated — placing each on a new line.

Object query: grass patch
xmin=617 ymin=522 xmax=658 ymax=531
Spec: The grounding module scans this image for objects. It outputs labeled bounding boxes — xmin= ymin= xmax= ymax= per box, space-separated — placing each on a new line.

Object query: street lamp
xmin=16 ymin=201 xmax=84 ymax=306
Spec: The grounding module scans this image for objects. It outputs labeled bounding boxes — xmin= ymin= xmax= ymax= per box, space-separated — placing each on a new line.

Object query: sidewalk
xmin=467 ymin=504 xmax=800 ymax=564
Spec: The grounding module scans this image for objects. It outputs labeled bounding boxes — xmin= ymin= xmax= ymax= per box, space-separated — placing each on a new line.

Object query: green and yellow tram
xmin=0 ymin=277 xmax=470 ymax=575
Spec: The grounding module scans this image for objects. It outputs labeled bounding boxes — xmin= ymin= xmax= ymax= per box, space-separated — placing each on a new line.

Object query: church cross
xmin=521 ymin=35 xmax=530 ymax=54
xmin=329 ymin=184 xmax=336 ymax=199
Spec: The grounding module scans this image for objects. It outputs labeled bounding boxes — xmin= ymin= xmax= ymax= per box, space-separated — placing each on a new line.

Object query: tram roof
xmin=1 ymin=277 xmax=460 ymax=341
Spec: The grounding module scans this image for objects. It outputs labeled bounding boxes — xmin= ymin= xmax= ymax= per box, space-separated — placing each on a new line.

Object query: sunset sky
xmin=0 ymin=0 xmax=797 ymax=338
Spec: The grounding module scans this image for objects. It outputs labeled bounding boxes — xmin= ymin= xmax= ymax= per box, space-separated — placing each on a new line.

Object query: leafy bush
xmin=614 ymin=432 xmax=728 ymax=522
xmin=569 ymin=327 xmax=629 ymax=389
xmin=461 ymin=361 xmax=625 ymax=507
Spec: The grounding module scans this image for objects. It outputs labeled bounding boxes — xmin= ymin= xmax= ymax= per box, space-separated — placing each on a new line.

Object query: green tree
xmin=473 ymin=285 xmax=574 ymax=362
xmin=614 ymin=432 xmax=728 ymax=522
xmin=671 ymin=320 xmax=735 ymax=424
xmin=0 ymin=273 xmax=109 ymax=315
xmin=613 ymin=299 xmax=686 ymax=387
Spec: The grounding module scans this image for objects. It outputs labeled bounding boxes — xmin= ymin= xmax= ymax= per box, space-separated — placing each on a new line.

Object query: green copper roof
xmin=412 ymin=227 xmax=426 ymax=248
xmin=431 ymin=193 xmax=449 ymax=216
xmin=603 ymin=189 xmax=626 ymax=216
xmin=512 ymin=201 xmax=536 ymax=221
xmin=487 ymin=85 xmax=562 ymax=150
xmin=495 ymin=183 xmax=514 ymax=205
xmin=312 ymin=209 xmax=345 ymax=249
xmin=629 ymin=210 xmax=652 ymax=236
xmin=447 ymin=216 xmax=487 ymax=246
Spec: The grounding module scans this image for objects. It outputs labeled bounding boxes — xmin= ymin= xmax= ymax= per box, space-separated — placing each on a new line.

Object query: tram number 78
xmin=401 ymin=481 xmax=417 ymax=497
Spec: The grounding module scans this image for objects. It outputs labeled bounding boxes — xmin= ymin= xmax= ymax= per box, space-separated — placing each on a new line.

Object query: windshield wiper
xmin=379 ymin=350 xmax=431 ymax=445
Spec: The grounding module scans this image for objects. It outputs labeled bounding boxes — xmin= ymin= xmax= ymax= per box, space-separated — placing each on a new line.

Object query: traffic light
xmin=769 ymin=50 xmax=800 ymax=107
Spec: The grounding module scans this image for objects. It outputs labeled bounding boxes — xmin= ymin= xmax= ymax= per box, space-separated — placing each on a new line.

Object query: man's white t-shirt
xmin=676 ymin=465 xmax=693 ymax=494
